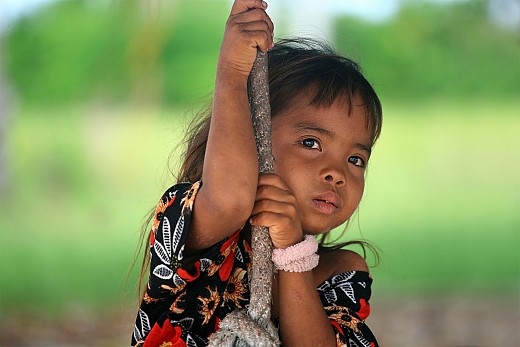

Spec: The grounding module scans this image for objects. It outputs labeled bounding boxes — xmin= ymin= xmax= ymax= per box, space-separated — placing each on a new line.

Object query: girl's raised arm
xmin=187 ymin=0 xmax=274 ymax=251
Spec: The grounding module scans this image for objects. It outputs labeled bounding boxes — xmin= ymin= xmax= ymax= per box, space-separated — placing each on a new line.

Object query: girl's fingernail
xmin=262 ymin=1 xmax=268 ymax=8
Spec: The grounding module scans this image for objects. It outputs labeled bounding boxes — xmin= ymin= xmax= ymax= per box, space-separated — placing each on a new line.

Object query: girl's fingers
xmin=251 ymin=198 xmax=297 ymax=216
xmin=232 ymin=8 xmax=274 ymax=34
xmin=230 ymin=0 xmax=267 ymax=16
xmin=257 ymin=173 xmax=291 ymax=192
xmin=228 ymin=8 xmax=274 ymax=52
xmin=255 ymin=184 xmax=294 ymax=205
xmin=251 ymin=175 xmax=303 ymax=248
xmin=235 ymin=22 xmax=273 ymax=52
xmin=250 ymin=211 xmax=292 ymax=228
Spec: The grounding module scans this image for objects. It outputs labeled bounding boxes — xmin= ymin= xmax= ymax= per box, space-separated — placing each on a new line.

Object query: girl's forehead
xmin=278 ymin=98 xmax=368 ymax=129
xmin=279 ymin=93 xmax=366 ymax=122
xmin=273 ymin=94 xmax=374 ymax=144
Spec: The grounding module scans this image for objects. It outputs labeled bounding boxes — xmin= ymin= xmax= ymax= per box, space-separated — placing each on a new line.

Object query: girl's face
xmin=271 ymin=93 xmax=372 ymax=235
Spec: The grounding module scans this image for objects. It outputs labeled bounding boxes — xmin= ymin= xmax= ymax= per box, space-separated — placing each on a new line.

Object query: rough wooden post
xmin=247 ymin=51 xmax=275 ymax=326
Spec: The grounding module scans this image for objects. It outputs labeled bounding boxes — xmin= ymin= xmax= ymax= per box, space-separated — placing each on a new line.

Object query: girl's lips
xmin=312 ymin=191 xmax=340 ymax=208
xmin=311 ymin=199 xmax=338 ymax=215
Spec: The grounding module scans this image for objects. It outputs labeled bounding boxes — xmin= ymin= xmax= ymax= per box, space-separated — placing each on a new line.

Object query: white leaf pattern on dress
xmin=317 ymin=282 xmax=329 ymax=292
xmin=172 ymin=215 xmax=184 ymax=255
xmin=340 ymin=282 xmax=357 ymax=304
xmin=236 ymin=247 xmax=243 ymax=263
xmin=359 ymin=282 xmax=366 ymax=288
xmin=154 ymin=240 xmax=170 ymax=265
xmin=177 ymin=317 xmax=195 ymax=329
xmin=200 ymin=258 xmax=212 ymax=272
xmin=330 ymin=271 xmax=357 ymax=304
xmin=353 ymin=332 xmax=371 ymax=347
xmin=162 ymin=216 xmax=172 ymax=257
xmin=153 ymin=264 xmax=173 ymax=279
xmin=168 ymin=190 xmax=178 ymax=200
xmin=325 ymin=289 xmax=338 ymax=304
xmin=139 ymin=309 xmax=151 ymax=335
xmin=133 ymin=325 xmax=142 ymax=342
xmin=332 ymin=271 xmax=355 ymax=285
xmin=186 ymin=334 xmax=197 ymax=347
xmin=317 ymin=282 xmax=337 ymax=304
xmin=173 ymin=273 xmax=186 ymax=287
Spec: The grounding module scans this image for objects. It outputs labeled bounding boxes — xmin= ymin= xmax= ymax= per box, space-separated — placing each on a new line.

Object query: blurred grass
xmin=361 ymin=101 xmax=520 ymax=295
xmin=0 ymin=106 xmax=184 ymax=312
xmin=1 ymin=101 xmax=519 ymax=312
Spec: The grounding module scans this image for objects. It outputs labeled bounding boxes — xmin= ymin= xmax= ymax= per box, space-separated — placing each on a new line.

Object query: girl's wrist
xmin=216 ymin=66 xmax=249 ymax=89
xmin=272 ymin=235 xmax=319 ymax=273
xmin=272 ymin=234 xmax=304 ymax=250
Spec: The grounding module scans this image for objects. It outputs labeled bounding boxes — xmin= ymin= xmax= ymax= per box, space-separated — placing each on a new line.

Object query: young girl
xmin=132 ymin=1 xmax=382 ymax=346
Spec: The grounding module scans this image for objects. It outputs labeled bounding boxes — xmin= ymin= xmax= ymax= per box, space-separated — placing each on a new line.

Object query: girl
xmin=132 ymin=1 xmax=382 ymax=346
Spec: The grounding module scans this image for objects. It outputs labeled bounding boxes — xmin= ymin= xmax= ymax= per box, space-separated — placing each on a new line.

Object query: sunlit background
xmin=0 ymin=0 xmax=519 ymax=346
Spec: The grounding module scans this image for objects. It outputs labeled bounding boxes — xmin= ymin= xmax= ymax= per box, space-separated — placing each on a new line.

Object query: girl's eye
xmin=301 ymin=138 xmax=321 ymax=150
xmin=348 ymin=156 xmax=366 ymax=168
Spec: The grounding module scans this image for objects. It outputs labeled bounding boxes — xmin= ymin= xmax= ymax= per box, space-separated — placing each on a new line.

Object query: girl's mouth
xmin=311 ymin=199 xmax=338 ymax=215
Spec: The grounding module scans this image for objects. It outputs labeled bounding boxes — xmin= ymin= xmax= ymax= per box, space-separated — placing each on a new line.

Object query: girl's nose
xmin=324 ymin=173 xmax=345 ymax=186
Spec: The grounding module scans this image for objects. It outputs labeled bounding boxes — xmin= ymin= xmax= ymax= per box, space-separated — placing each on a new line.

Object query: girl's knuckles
xmin=256 ymin=184 xmax=271 ymax=196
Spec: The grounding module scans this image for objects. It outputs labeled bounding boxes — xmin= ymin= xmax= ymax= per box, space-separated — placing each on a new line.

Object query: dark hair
xmin=135 ymin=38 xmax=383 ymax=298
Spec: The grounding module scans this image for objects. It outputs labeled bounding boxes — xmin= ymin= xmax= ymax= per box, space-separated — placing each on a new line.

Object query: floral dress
xmin=131 ymin=182 xmax=379 ymax=347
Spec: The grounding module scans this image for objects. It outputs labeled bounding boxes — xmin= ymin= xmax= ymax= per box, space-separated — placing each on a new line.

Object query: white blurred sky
xmin=0 ymin=0 xmax=452 ymax=31
xmin=0 ymin=0 xmax=401 ymax=23
xmin=0 ymin=0 xmax=518 ymax=34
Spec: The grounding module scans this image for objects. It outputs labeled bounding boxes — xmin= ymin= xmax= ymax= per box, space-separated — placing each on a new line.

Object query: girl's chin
xmin=300 ymin=213 xmax=347 ymax=235
xmin=302 ymin=225 xmax=334 ymax=236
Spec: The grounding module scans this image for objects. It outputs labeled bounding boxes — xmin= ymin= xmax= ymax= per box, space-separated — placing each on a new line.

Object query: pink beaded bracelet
xmin=272 ymin=235 xmax=319 ymax=272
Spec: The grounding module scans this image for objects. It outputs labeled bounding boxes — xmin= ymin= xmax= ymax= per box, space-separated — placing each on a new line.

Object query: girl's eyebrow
xmin=355 ymin=143 xmax=372 ymax=156
xmin=294 ymin=122 xmax=333 ymax=137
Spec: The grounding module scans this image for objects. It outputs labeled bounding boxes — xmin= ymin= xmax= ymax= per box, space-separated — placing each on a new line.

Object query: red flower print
xmin=207 ymin=230 xmax=240 ymax=281
xmin=198 ymin=286 xmax=221 ymax=326
xmin=325 ymin=307 xmax=362 ymax=334
xmin=177 ymin=261 xmax=201 ymax=282
xmin=223 ymin=268 xmax=248 ymax=307
xmin=218 ymin=230 xmax=240 ymax=281
xmin=167 ymin=195 xmax=177 ymax=207
xmin=180 ymin=181 xmax=200 ymax=214
xmin=143 ymin=319 xmax=186 ymax=347
xmin=219 ymin=250 xmax=235 ymax=281
xmin=214 ymin=316 xmax=221 ymax=332
xmin=330 ymin=319 xmax=343 ymax=335
xmin=220 ymin=229 xmax=240 ymax=250
xmin=149 ymin=231 xmax=155 ymax=247
xmin=356 ymin=299 xmax=370 ymax=320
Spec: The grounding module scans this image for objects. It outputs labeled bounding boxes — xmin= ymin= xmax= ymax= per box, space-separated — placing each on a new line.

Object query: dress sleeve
xmin=132 ymin=181 xmax=204 ymax=346
xmin=147 ymin=181 xmax=202 ymax=297
xmin=317 ymin=271 xmax=379 ymax=347
xmin=132 ymin=181 xmax=251 ymax=347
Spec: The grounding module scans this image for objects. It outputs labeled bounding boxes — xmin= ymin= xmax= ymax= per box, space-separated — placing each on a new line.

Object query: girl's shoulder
xmin=332 ymin=249 xmax=369 ymax=274
xmin=314 ymin=249 xmax=369 ymax=285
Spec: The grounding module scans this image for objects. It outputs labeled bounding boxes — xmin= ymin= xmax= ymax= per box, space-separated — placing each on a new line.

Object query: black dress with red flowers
xmin=131 ymin=182 xmax=379 ymax=347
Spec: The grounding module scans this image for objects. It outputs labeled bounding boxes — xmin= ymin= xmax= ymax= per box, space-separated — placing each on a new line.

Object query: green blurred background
xmin=0 ymin=0 xmax=519 ymax=346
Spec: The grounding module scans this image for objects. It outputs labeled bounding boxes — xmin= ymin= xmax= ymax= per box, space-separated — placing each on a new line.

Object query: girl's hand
xmin=218 ymin=0 xmax=274 ymax=79
xmin=250 ymin=174 xmax=304 ymax=249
